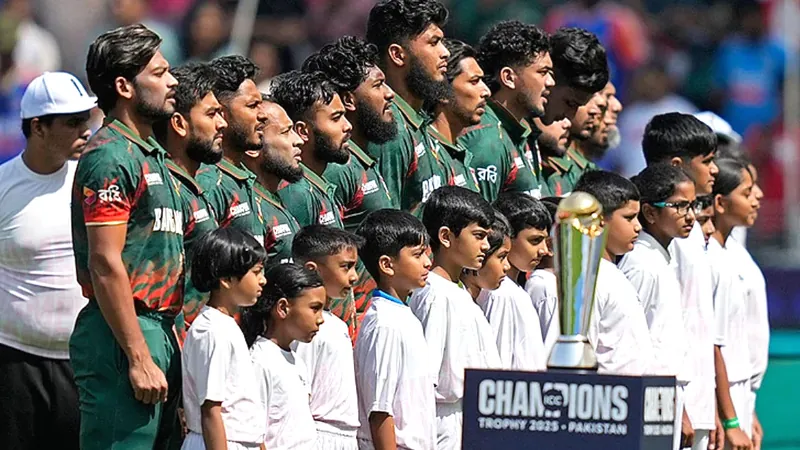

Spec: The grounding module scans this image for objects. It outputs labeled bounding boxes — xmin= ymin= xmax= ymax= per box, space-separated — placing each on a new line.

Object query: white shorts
xmin=315 ymin=422 xmax=358 ymax=450
xmin=689 ymin=429 xmax=710 ymax=450
xmin=181 ymin=431 xmax=262 ymax=450
xmin=435 ymin=401 xmax=463 ymax=450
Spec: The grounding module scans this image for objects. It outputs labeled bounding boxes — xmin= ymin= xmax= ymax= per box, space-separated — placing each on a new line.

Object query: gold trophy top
xmin=556 ymin=191 xmax=604 ymax=238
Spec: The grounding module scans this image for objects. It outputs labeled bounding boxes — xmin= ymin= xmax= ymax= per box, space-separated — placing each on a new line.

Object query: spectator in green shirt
xmin=242 ymin=98 xmax=304 ymax=265
xmin=459 ymin=21 xmax=555 ymax=201
xmin=303 ymin=36 xmax=398 ymax=232
xmin=426 ymin=39 xmax=489 ymax=193
xmin=153 ymin=62 xmax=227 ymax=328
xmin=365 ymin=0 xmax=453 ymax=216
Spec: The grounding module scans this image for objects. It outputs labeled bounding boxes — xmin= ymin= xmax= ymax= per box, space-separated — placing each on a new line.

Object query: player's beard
xmin=227 ymin=117 xmax=262 ymax=152
xmin=262 ymin=148 xmax=303 ymax=183
xmin=606 ymin=127 xmax=621 ymax=149
xmin=516 ymin=86 xmax=545 ymax=118
xmin=133 ymin=84 xmax=174 ymax=123
xmin=537 ymin=132 xmax=567 ymax=157
xmin=406 ymin=53 xmax=449 ymax=107
xmin=186 ymin=134 xmax=223 ymax=165
xmin=355 ymin=97 xmax=397 ymax=144
xmin=313 ymin=129 xmax=350 ymax=164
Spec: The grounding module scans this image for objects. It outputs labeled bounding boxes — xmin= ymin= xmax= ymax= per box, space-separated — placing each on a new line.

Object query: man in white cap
xmin=0 ymin=70 xmax=95 ymax=449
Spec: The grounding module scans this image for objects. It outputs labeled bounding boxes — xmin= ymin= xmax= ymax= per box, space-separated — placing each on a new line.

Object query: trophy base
xmin=547 ymin=335 xmax=598 ymax=371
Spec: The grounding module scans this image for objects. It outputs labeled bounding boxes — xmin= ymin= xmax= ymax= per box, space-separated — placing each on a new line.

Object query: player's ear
xmin=294 ymin=120 xmax=310 ymax=142
xmin=115 ymin=76 xmax=134 ymax=101
xmin=170 ymin=113 xmax=188 ymax=138
xmin=438 ymin=226 xmax=452 ymax=249
xmin=378 ymin=255 xmax=394 ymax=277
xmin=388 ymin=44 xmax=406 ymax=69
xmin=340 ymin=92 xmax=356 ymax=112
xmin=499 ymin=66 xmax=516 ymax=90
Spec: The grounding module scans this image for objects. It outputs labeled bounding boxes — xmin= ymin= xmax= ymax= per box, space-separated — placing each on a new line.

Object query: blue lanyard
xmin=373 ymin=289 xmax=406 ymax=306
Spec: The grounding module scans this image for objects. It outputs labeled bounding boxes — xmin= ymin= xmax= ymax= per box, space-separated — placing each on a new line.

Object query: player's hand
xmin=681 ymin=411 xmax=695 ymax=448
xmin=709 ymin=414 xmax=724 ymax=450
xmin=752 ymin=413 xmax=763 ymax=450
xmin=725 ymin=427 xmax=752 ymax=450
xmin=129 ymin=357 xmax=168 ymax=404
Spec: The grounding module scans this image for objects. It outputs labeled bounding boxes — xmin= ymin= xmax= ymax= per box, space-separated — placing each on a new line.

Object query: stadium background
xmin=0 ymin=0 xmax=797 ymax=447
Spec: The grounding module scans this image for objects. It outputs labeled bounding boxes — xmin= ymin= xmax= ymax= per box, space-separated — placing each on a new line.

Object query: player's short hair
xmin=485 ymin=210 xmax=512 ymax=260
xmin=191 ymin=228 xmax=267 ymax=293
xmin=631 ymin=163 xmax=693 ymax=205
xmin=366 ymin=0 xmax=449 ymax=64
xmin=477 ymin=21 xmax=551 ymax=93
xmin=443 ymin=39 xmax=478 ymax=84
xmin=356 ymin=209 xmax=430 ymax=281
xmin=493 ymin=193 xmax=553 ymax=237
xmin=86 ymin=24 xmax=162 ymax=114
xmin=270 ymin=70 xmax=338 ymax=122
xmin=642 ymin=113 xmax=718 ymax=165
xmin=713 ymin=158 xmax=751 ymax=197
xmin=292 ymin=225 xmax=365 ymax=265
xmin=550 ymin=27 xmax=609 ymax=95
xmin=302 ymin=36 xmax=380 ymax=95
xmin=152 ymin=62 xmax=218 ymax=143
xmin=574 ymin=170 xmax=640 ymax=218
xmin=208 ymin=55 xmax=259 ymax=103
xmin=423 ymin=186 xmax=494 ymax=252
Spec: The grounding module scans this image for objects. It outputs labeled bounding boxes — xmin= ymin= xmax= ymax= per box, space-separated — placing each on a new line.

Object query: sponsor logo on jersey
xmin=97 ymin=184 xmax=123 ymax=203
xmin=319 ymin=210 xmax=337 ymax=226
xmin=514 ymin=156 xmax=525 ymax=169
xmin=421 ymin=175 xmax=442 ymax=203
xmin=152 ymin=207 xmax=184 ymax=234
xmin=193 ymin=208 xmax=210 ymax=223
xmin=477 ymin=166 xmax=498 ymax=183
xmin=229 ymin=202 xmax=251 ymax=218
xmin=414 ymin=142 xmax=427 ymax=158
xmin=361 ymin=179 xmax=379 ymax=195
xmin=454 ymin=174 xmax=467 ymax=187
xmin=144 ymin=173 xmax=163 ymax=186
xmin=272 ymin=223 xmax=292 ymax=239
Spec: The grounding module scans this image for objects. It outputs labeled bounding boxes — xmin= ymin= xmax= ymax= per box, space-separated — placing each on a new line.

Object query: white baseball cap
xmin=20 ymin=71 xmax=97 ymax=119
xmin=693 ymin=111 xmax=742 ymax=145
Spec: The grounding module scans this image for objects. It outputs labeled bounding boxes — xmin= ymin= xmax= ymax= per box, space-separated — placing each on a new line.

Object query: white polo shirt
xmin=476 ymin=276 xmax=547 ymax=371
xmin=355 ymin=292 xmax=437 ymax=450
xmin=618 ymin=231 xmax=689 ymax=380
xmin=526 ymin=269 xmax=560 ymax=355
xmin=668 ymin=223 xmax=717 ymax=430
xmin=727 ymin=238 xmax=769 ymax=391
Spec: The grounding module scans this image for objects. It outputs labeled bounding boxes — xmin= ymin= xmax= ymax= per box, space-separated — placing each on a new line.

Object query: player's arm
xmin=200 ymin=400 xmax=227 ymax=450
xmin=87 ymin=224 xmax=168 ymax=404
xmin=714 ymin=346 xmax=752 ymax=450
xmin=370 ymin=412 xmax=397 ymax=450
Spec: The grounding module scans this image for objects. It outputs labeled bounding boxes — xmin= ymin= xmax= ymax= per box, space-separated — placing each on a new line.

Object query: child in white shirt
xmin=241 ymin=263 xmax=327 ymax=450
xmin=525 ymin=198 xmax=561 ymax=355
xmin=354 ymin=209 xmax=437 ymax=450
xmin=181 ymin=228 xmax=268 ymax=450
xmin=409 ymin=186 xmax=502 ymax=450
xmin=291 ymin=225 xmax=363 ymax=450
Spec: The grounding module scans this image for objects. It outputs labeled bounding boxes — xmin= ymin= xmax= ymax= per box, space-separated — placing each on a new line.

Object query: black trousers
xmin=0 ymin=343 xmax=80 ymax=450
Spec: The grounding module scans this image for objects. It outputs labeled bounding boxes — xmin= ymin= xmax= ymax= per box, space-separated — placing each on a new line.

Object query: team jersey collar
xmin=373 ymin=289 xmax=406 ymax=306
xmin=348 ymin=140 xmax=376 ymax=168
xmin=391 ymin=90 xmax=428 ymax=130
xmin=106 ymin=118 xmax=163 ymax=155
xmin=487 ymin=99 xmax=532 ymax=143
xmin=218 ymin=158 xmax=256 ymax=182
xmin=300 ymin=162 xmax=335 ymax=195
xmin=253 ymin=182 xmax=285 ymax=209
xmin=544 ymin=154 xmax=572 ymax=175
xmin=566 ymin=144 xmax=592 ymax=170
xmin=165 ymin=159 xmax=204 ymax=195
xmin=427 ymin=124 xmax=470 ymax=164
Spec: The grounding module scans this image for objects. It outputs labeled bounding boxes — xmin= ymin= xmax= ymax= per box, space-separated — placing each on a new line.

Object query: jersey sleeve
xmin=357 ymin=324 xmax=404 ymax=416
xmin=324 ymin=159 xmax=358 ymax=210
xmin=461 ymin=127 xmax=508 ymax=203
xmin=195 ymin=167 xmax=227 ymax=224
xmin=185 ymin=330 xmax=232 ymax=404
xmin=369 ymin=131 xmax=412 ymax=205
xmin=75 ymin=145 xmax=139 ymax=226
xmin=277 ymin=183 xmax=318 ymax=228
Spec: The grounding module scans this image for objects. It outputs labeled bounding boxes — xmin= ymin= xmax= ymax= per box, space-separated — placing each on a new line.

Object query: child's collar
xmin=374 ymin=289 xmax=406 ymax=306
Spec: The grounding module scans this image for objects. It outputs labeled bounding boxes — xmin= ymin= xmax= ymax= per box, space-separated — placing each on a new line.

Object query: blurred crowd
xmin=0 ymin=0 xmax=796 ymax=246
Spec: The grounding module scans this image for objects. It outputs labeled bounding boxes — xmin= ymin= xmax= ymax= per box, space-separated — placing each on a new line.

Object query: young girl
xmin=241 ymin=263 xmax=327 ymax=450
xmin=464 ymin=210 xmax=548 ymax=371
xmin=182 ymin=228 xmax=268 ymax=450
xmin=619 ymin=164 xmax=693 ymax=450
xmin=707 ymin=158 xmax=759 ymax=449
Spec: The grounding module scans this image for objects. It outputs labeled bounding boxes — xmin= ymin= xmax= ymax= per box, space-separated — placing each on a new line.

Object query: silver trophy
xmin=547 ymin=192 xmax=606 ymax=370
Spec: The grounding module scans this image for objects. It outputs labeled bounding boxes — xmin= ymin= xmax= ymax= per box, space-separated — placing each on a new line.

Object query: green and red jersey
xmin=277 ymin=163 xmax=345 ymax=229
xmin=324 ymin=140 xmax=396 ymax=232
xmin=459 ymin=100 xmax=551 ymax=202
xmin=253 ymin=182 xmax=301 ymax=265
xmin=542 ymin=153 xmax=577 ymax=197
xmin=427 ymin=125 xmax=480 ymax=192
xmin=196 ymin=158 xmax=263 ymax=246
xmin=72 ymin=119 xmax=185 ymax=315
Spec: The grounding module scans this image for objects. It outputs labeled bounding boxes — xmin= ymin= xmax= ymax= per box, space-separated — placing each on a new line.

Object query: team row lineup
xmin=0 ymin=0 xmax=766 ymax=450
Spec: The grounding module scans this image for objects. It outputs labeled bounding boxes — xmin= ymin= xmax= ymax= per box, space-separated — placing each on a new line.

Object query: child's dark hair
xmin=696 ymin=194 xmax=714 ymax=210
xmin=540 ymin=196 xmax=562 ymax=223
xmin=631 ymin=163 xmax=692 ymax=205
xmin=642 ymin=113 xmax=718 ymax=165
xmin=356 ymin=209 xmax=429 ymax=280
xmin=713 ymin=158 xmax=751 ymax=197
xmin=485 ymin=210 xmax=512 ymax=260
xmin=493 ymin=192 xmax=552 ymax=237
xmin=191 ymin=228 xmax=268 ymax=292
xmin=423 ymin=186 xmax=494 ymax=252
xmin=240 ymin=263 xmax=324 ymax=347
xmin=292 ymin=225 xmax=365 ymax=265
xmin=574 ymin=170 xmax=640 ymax=218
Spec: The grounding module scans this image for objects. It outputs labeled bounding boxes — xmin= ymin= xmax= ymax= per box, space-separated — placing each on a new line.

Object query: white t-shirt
xmin=293 ymin=310 xmax=359 ymax=432
xmin=667 ymin=223 xmax=717 ymax=430
xmin=0 ymin=156 xmax=87 ymax=359
xmin=707 ymin=238 xmax=750 ymax=384
xmin=182 ymin=306 xmax=265 ymax=444
xmin=588 ymin=259 xmax=654 ymax=376
xmin=526 ymin=269 xmax=559 ymax=355
xmin=409 ymin=271 xmax=502 ymax=404
xmin=618 ymin=231 xmax=689 ymax=380
xmin=476 ymin=276 xmax=547 ymax=371
xmin=251 ymin=336 xmax=317 ymax=450
xmin=727 ymin=238 xmax=769 ymax=391
xmin=355 ymin=292 xmax=437 ymax=450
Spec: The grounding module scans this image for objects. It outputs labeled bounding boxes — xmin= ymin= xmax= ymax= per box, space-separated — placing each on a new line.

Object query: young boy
xmin=572 ymin=170 xmax=654 ymax=376
xmin=409 ymin=186 xmax=501 ymax=450
xmin=182 ymin=228 xmax=267 ymax=450
xmin=291 ymin=225 xmax=363 ymax=449
xmin=354 ymin=209 xmax=437 ymax=450
xmin=526 ymin=198 xmax=560 ymax=354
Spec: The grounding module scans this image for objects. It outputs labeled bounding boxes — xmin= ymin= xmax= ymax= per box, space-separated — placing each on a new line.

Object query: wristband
xmin=723 ymin=417 xmax=740 ymax=430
